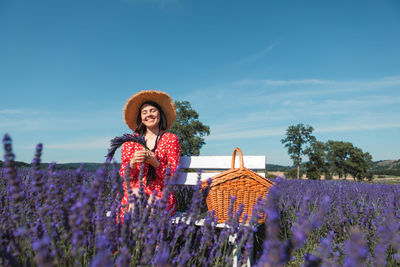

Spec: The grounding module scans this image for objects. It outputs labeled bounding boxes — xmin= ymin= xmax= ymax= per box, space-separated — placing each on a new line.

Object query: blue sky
xmin=1 ymin=0 xmax=400 ymax=165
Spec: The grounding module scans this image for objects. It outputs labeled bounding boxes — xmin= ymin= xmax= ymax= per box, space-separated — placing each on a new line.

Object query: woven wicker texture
xmin=202 ymin=147 xmax=274 ymax=223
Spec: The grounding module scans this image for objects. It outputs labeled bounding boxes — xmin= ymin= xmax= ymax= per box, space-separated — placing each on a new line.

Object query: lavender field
xmin=1 ymin=134 xmax=400 ymax=266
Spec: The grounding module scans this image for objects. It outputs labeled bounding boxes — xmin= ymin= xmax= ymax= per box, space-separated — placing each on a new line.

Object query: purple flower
xmin=2 ymin=135 xmax=400 ymax=267
xmin=31 ymin=144 xmax=45 ymax=202
xmin=302 ymin=253 xmax=321 ymax=267
xmin=3 ymin=134 xmax=25 ymax=226
xmin=342 ymin=226 xmax=369 ymax=267
xmin=153 ymin=243 xmax=170 ymax=266
xmin=32 ymin=234 xmax=55 ymax=267
xmin=89 ymin=234 xmax=112 ymax=267
xmin=115 ymin=246 xmax=131 ymax=267
xmin=105 ymin=133 xmax=147 ymax=163
xmin=258 ymin=180 xmax=289 ymax=267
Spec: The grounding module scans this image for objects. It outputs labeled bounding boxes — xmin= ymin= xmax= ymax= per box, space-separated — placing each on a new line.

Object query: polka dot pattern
xmin=119 ymin=132 xmax=181 ymax=222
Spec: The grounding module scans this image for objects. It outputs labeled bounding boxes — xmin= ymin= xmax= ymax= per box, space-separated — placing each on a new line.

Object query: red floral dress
xmin=119 ymin=132 xmax=181 ymax=222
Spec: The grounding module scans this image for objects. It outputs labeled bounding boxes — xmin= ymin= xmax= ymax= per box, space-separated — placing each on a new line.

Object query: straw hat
xmin=123 ymin=90 xmax=176 ymax=131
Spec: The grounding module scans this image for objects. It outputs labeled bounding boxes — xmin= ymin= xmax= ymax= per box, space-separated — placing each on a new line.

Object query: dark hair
xmin=135 ymin=101 xmax=167 ymax=135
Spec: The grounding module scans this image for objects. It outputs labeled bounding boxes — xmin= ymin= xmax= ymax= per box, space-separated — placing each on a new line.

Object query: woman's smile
xmin=141 ymin=104 xmax=160 ymax=129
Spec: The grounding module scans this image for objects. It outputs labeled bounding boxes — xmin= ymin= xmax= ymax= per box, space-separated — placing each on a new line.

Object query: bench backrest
xmin=175 ymin=155 xmax=266 ymax=185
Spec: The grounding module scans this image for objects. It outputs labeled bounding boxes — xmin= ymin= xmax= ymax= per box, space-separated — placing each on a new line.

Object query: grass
xmin=371 ymin=175 xmax=400 ymax=185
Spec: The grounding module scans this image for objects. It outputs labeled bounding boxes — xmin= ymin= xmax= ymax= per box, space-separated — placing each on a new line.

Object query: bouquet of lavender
xmin=105 ymin=133 xmax=148 ymax=163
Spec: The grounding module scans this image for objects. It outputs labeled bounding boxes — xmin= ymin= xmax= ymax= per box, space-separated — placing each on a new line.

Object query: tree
xmin=281 ymin=124 xmax=316 ymax=179
xmin=285 ymin=168 xmax=303 ymax=179
xmin=346 ymin=146 xmax=373 ymax=181
xmin=169 ymin=101 xmax=210 ymax=156
xmin=304 ymin=141 xmax=329 ymax=180
xmin=326 ymin=141 xmax=352 ymax=179
xmin=325 ymin=140 xmax=372 ymax=180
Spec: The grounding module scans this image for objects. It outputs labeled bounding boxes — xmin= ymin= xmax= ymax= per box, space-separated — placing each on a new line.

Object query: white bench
xmin=172 ymin=154 xmax=266 ymax=267
xmin=176 ymin=155 xmax=266 ymax=185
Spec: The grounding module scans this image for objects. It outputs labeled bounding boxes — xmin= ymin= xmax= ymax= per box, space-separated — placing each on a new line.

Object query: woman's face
xmin=140 ymin=104 xmax=160 ymax=130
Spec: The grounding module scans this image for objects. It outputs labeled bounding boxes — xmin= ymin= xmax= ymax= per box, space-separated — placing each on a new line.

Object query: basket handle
xmin=231 ymin=147 xmax=244 ymax=169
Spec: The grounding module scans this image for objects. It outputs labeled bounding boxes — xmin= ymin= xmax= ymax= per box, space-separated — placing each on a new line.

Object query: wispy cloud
xmin=232 ymin=43 xmax=278 ymax=66
xmin=0 ymin=109 xmax=30 ymax=115
xmin=0 ymin=108 xmax=121 ymax=132
xmin=0 ymin=109 xmax=57 ymax=131
xmin=274 ymin=95 xmax=400 ymax=116
xmin=37 ymin=137 xmax=110 ymax=150
xmin=237 ymin=75 xmax=400 ymax=87
xmin=316 ymin=122 xmax=400 ymax=133
xmin=207 ymin=121 xmax=400 ymax=141
xmin=235 ymin=75 xmax=400 ymax=97
xmin=227 ymin=76 xmax=400 ymax=107
xmin=206 ymin=127 xmax=285 ymax=140
xmin=192 ymin=75 xmax=400 ymax=143
xmin=190 ymin=75 xmax=400 ymax=109
xmin=235 ymin=78 xmax=335 ymax=87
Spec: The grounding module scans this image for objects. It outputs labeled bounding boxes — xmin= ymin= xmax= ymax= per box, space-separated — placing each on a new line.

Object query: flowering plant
xmin=105 ymin=133 xmax=148 ymax=163
xmin=106 ymin=133 xmax=160 ymax=186
xmin=2 ymin=133 xmax=400 ymax=266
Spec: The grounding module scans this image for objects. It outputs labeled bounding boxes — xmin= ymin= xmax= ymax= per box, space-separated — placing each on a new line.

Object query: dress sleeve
xmin=156 ymin=134 xmax=181 ymax=179
xmin=169 ymin=134 xmax=181 ymax=177
xmin=120 ymin=142 xmax=140 ymax=180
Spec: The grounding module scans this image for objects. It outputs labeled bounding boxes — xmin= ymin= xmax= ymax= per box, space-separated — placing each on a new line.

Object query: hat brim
xmin=123 ymin=90 xmax=176 ymax=131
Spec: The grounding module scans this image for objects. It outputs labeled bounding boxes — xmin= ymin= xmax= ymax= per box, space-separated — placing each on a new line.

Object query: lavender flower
xmin=114 ymin=246 xmax=129 ymax=267
xmin=2 ymin=135 xmax=400 ymax=266
xmin=3 ymin=134 xmax=25 ymax=226
xmin=153 ymin=242 xmax=170 ymax=266
xmin=105 ymin=133 xmax=147 ymax=163
xmin=31 ymin=234 xmax=55 ymax=267
xmin=343 ymin=226 xmax=369 ymax=267
xmin=258 ymin=178 xmax=292 ymax=267
xmin=31 ymin=144 xmax=45 ymax=204
xmin=302 ymin=253 xmax=321 ymax=267
xmin=89 ymin=234 xmax=112 ymax=267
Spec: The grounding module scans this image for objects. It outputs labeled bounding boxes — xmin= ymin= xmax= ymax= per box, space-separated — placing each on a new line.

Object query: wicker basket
xmin=202 ymin=147 xmax=274 ymax=223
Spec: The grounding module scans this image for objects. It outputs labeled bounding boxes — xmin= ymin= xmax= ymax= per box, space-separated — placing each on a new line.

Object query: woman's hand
xmin=130 ymin=150 xmax=160 ymax=168
xmin=129 ymin=150 xmax=148 ymax=167
xmin=145 ymin=151 xmax=160 ymax=168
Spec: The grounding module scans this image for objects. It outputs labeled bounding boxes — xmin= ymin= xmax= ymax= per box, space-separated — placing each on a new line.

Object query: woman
xmin=119 ymin=90 xmax=181 ymax=222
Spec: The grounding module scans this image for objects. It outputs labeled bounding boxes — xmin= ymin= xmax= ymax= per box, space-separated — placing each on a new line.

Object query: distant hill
xmin=0 ymin=160 xmax=30 ymax=168
xmin=41 ymin=162 xmax=107 ymax=172
xmin=371 ymin=159 xmax=400 ymax=176
xmin=0 ymin=160 xmax=106 ymax=172
xmin=372 ymin=159 xmax=400 ymax=170
xmin=264 ymin=159 xmax=400 ymax=175
xmin=265 ymin=164 xmax=292 ymax=172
